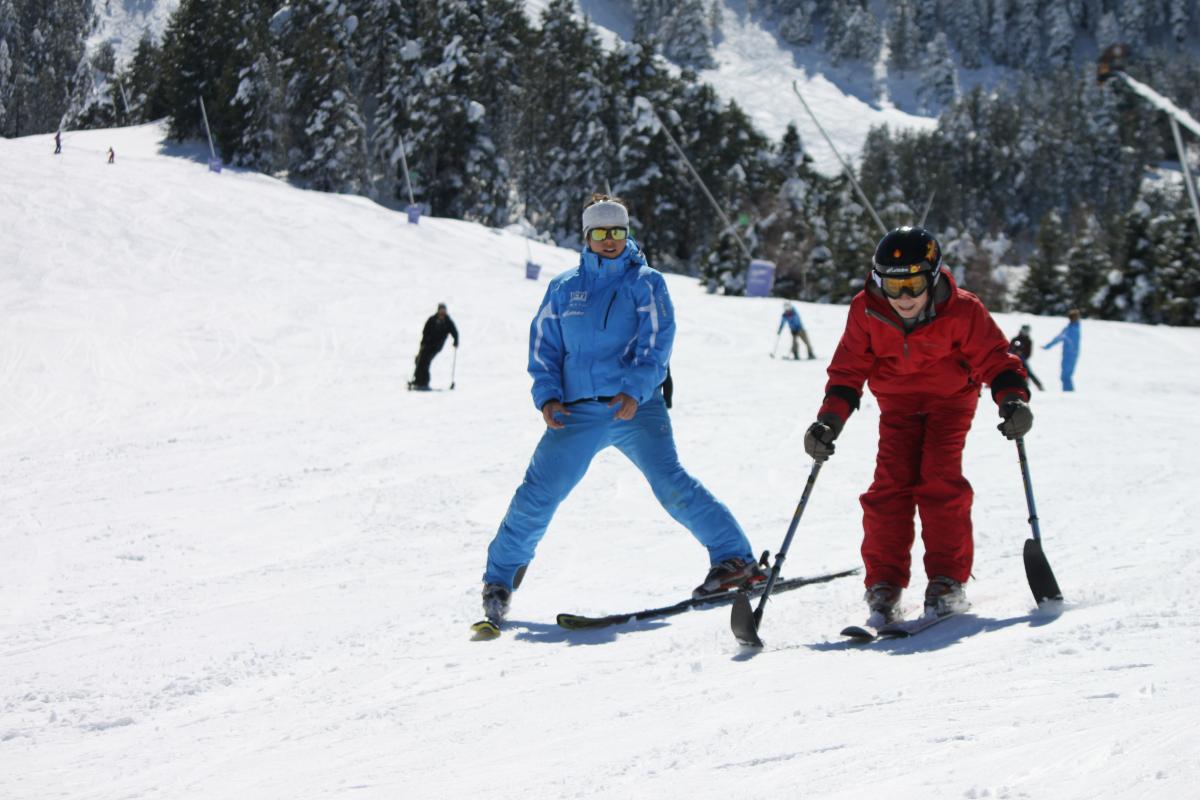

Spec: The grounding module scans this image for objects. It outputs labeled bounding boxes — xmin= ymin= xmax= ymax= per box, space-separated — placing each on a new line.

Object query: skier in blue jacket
xmin=778 ymin=301 xmax=816 ymax=360
xmin=1043 ymin=309 xmax=1081 ymax=391
xmin=479 ymin=195 xmax=762 ymax=624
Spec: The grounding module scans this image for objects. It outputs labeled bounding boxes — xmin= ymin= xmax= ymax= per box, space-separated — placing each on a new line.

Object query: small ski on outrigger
xmin=557 ymin=567 xmax=858 ymax=631
xmin=840 ymin=608 xmax=967 ymax=642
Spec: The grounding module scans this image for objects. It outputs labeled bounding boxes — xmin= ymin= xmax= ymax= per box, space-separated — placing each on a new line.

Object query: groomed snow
xmin=3 ymin=123 xmax=1200 ymax=799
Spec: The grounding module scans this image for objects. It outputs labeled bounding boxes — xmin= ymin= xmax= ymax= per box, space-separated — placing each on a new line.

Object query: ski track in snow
xmin=3 ymin=123 xmax=1200 ymax=799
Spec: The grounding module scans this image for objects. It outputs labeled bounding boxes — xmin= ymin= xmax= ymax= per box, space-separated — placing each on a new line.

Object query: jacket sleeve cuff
xmin=990 ymin=370 xmax=1030 ymax=404
xmin=818 ymin=385 xmax=860 ymax=423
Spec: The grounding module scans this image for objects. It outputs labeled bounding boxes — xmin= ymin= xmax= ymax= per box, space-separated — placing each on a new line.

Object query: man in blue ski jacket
xmin=1043 ymin=309 xmax=1081 ymax=391
xmin=478 ymin=195 xmax=762 ymax=624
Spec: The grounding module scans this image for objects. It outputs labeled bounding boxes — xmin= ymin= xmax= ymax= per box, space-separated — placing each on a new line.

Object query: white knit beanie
xmin=581 ymin=200 xmax=629 ymax=235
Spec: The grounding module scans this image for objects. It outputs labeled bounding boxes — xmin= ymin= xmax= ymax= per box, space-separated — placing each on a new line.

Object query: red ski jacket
xmin=818 ymin=269 xmax=1028 ymax=422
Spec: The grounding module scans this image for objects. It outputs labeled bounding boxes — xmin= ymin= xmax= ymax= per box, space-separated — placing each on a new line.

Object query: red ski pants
xmin=860 ymin=392 xmax=978 ymax=588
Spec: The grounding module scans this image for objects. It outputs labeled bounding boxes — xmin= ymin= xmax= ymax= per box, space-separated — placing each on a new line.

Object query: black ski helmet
xmin=872 ymin=226 xmax=942 ymax=278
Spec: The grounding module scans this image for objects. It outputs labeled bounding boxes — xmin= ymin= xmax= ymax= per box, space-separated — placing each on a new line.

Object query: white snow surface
xmin=4 ymin=123 xmax=1200 ymax=799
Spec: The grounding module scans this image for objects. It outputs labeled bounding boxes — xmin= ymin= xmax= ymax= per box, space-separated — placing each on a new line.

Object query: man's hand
xmin=803 ymin=414 xmax=845 ymax=462
xmin=997 ymin=398 xmax=1033 ymax=440
xmin=608 ymin=393 xmax=638 ymax=421
xmin=542 ymin=400 xmax=570 ymax=430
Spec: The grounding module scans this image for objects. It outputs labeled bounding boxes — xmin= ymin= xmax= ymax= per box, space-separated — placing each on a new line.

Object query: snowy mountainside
xmin=89 ymin=0 xmax=181 ymax=63
xmin=524 ymin=0 xmax=936 ymax=173
xmin=3 ymin=122 xmax=1200 ymax=799
xmin=89 ymin=0 xmax=935 ymax=174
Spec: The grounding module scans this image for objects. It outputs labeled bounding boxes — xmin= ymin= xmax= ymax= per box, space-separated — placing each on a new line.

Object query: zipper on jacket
xmin=602 ymin=290 xmax=618 ymax=329
xmin=865 ymin=308 xmax=911 ymax=358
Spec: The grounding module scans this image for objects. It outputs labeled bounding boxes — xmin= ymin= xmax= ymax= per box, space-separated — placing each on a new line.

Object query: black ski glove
xmin=804 ymin=414 xmax=845 ymax=462
xmin=997 ymin=398 xmax=1033 ymax=440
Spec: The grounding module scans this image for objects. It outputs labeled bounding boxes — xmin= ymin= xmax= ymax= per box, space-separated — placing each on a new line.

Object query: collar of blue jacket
xmin=578 ymin=239 xmax=646 ymax=286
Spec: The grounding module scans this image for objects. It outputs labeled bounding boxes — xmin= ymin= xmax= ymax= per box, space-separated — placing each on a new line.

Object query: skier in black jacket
xmin=410 ymin=303 xmax=459 ymax=389
xmin=1008 ymin=325 xmax=1044 ymax=391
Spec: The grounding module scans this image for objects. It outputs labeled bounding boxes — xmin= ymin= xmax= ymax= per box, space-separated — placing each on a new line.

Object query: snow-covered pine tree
xmin=518 ymin=0 xmax=613 ymax=239
xmin=1062 ymin=210 xmax=1114 ymax=317
xmin=1169 ymin=0 xmax=1192 ymax=44
xmin=886 ymin=0 xmax=918 ymax=73
xmin=918 ymin=32 xmax=956 ymax=113
xmin=1149 ymin=192 xmax=1200 ymax=325
xmin=778 ymin=1 xmax=815 ymax=45
xmin=1016 ymin=210 xmax=1072 ymax=315
xmin=0 ymin=36 xmax=11 ymax=133
xmin=988 ymin=0 xmax=1011 ymax=67
xmin=284 ymin=0 xmax=368 ymax=194
xmin=158 ymin=0 xmax=242 ymax=143
xmin=830 ymin=2 xmax=881 ymax=66
xmin=1010 ymin=0 xmax=1042 ymax=68
xmin=457 ymin=0 xmax=528 ymax=225
xmin=67 ymin=41 xmax=122 ymax=129
xmin=119 ymin=31 xmax=167 ymax=125
xmin=612 ymin=36 xmax=691 ymax=264
xmin=658 ymin=0 xmax=714 ymax=69
xmin=1044 ymin=1 xmax=1074 ymax=69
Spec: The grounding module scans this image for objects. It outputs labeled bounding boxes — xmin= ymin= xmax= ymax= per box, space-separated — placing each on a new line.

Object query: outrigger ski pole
xmin=1015 ymin=436 xmax=1063 ymax=604
xmin=731 ymin=459 xmax=824 ymax=646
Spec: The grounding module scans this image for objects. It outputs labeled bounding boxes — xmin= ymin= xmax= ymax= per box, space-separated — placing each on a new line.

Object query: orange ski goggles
xmin=876 ymin=271 xmax=932 ymax=299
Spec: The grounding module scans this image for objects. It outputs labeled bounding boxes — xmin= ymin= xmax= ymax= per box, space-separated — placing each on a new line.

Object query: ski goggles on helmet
xmin=588 ymin=227 xmax=628 ymax=242
xmin=874 ymin=270 xmax=932 ymax=299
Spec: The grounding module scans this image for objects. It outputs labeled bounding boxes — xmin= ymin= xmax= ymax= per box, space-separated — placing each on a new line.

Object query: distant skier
xmin=54 ymin=131 xmax=62 ymax=154
xmin=1043 ymin=310 xmax=1081 ymax=391
xmin=1007 ymin=324 xmax=1043 ymax=391
xmin=478 ymin=194 xmax=763 ymax=626
xmin=409 ymin=303 xmax=458 ymax=390
xmin=778 ymin=301 xmax=816 ymax=360
xmin=802 ymin=226 xmax=1032 ymax=626
xmin=107 ymin=147 xmax=115 ymax=164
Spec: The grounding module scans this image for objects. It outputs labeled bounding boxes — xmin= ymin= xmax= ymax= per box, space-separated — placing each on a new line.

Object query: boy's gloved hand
xmin=804 ymin=414 xmax=845 ymax=462
xmin=997 ymin=398 xmax=1033 ymax=440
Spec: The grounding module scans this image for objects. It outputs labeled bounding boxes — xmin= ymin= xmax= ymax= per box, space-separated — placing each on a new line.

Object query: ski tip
xmin=840 ymin=625 xmax=876 ymax=642
xmin=470 ymin=619 xmax=501 ymax=640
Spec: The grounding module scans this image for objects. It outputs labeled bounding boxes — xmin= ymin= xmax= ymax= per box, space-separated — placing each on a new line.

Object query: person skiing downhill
xmin=803 ymin=226 xmax=1033 ymax=625
xmin=778 ymin=301 xmax=816 ymax=360
xmin=1008 ymin=324 xmax=1044 ymax=391
xmin=54 ymin=131 xmax=62 ymax=154
xmin=1043 ymin=310 xmax=1082 ymax=391
xmin=479 ymin=194 xmax=763 ymax=624
xmin=409 ymin=303 xmax=458 ymax=390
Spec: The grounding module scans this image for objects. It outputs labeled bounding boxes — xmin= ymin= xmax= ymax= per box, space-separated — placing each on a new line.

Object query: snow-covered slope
xmin=4 ymin=123 xmax=1200 ymax=799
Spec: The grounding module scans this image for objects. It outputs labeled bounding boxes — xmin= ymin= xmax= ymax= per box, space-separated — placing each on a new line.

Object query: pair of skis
xmin=841 ymin=608 xmax=966 ymax=642
xmin=470 ymin=567 xmax=859 ymax=640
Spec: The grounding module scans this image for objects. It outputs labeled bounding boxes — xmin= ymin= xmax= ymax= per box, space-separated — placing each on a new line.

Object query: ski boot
xmin=924 ymin=576 xmax=970 ymax=618
xmin=692 ymin=556 xmax=765 ymax=599
xmin=864 ymin=582 xmax=903 ymax=628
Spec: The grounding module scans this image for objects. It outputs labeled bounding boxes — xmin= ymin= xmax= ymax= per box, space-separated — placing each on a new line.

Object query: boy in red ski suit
xmin=803 ymin=227 xmax=1033 ymax=623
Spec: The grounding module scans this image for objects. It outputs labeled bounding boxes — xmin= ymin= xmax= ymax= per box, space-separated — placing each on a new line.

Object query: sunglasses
xmin=588 ymin=227 xmax=628 ymax=242
xmin=877 ymin=271 xmax=931 ymax=299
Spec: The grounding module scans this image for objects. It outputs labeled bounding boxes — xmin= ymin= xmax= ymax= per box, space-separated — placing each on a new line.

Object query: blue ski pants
xmin=483 ymin=392 xmax=753 ymax=590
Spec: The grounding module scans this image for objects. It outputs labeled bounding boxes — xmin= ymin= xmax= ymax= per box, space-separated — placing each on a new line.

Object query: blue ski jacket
xmin=1044 ymin=321 xmax=1081 ymax=360
xmin=779 ymin=307 xmax=804 ymax=333
xmin=528 ymin=240 xmax=675 ymax=410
